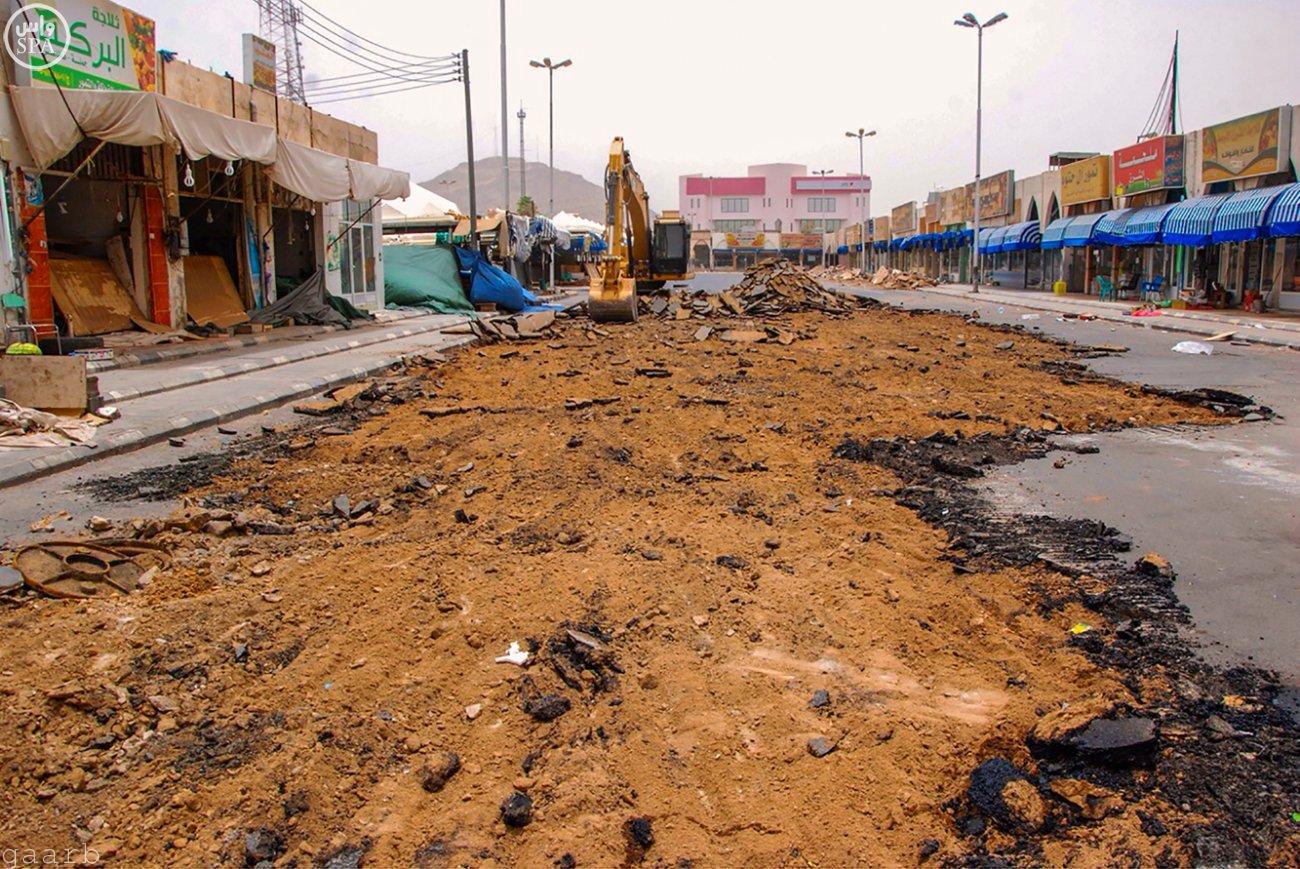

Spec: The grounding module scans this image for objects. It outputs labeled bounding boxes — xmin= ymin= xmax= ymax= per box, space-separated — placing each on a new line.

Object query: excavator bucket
xmin=588 ymin=261 xmax=638 ymax=323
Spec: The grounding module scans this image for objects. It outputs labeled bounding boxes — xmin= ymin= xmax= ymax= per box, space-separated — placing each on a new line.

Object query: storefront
xmin=1052 ymin=155 xmax=1112 ymax=293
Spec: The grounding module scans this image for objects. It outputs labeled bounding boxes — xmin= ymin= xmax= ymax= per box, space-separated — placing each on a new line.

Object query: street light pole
xmin=529 ymin=57 xmax=572 ymax=216
xmin=500 ymin=0 xmax=508 ymax=212
xmin=844 ymin=128 xmax=876 ymax=275
xmin=812 ymin=169 xmax=832 ymax=267
xmin=955 ymin=11 xmax=1008 ymax=294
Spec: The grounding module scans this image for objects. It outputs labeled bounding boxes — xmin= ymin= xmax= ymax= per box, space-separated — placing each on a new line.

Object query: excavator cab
xmin=649 ymin=212 xmax=691 ymax=287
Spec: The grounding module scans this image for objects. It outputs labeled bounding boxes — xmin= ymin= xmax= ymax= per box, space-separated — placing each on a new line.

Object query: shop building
xmin=678 ymin=164 xmax=869 ymax=266
xmin=0 ymin=1 xmax=407 ymax=343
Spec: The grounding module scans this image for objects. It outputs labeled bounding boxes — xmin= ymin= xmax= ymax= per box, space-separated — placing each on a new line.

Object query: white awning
xmin=11 ymin=86 xmax=169 ymax=169
xmin=10 ymin=85 xmax=411 ymax=204
xmin=271 ymin=139 xmax=350 ymax=203
xmin=347 ymin=158 xmax=410 ymax=200
xmin=156 ymin=94 xmax=277 ymax=164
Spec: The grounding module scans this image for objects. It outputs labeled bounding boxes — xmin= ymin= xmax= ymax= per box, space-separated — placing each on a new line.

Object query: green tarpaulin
xmin=383 ymin=244 xmax=473 ymax=313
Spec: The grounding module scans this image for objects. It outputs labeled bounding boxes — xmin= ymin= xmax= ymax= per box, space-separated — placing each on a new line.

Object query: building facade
xmin=0 ymin=1 xmax=406 ymax=341
xmin=679 ymin=164 xmax=869 ymax=267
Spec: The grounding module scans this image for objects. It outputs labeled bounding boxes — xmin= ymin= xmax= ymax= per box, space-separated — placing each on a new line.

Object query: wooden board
xmin=0 ymin=356 xmax=87 ymax=413
xmin=182 ymin=255 xmax=249 ymax=328
xmin=49 ymin=256 xmax=166 ymax=336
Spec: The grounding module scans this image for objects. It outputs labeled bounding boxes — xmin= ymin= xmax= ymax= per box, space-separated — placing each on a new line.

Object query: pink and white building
xmin=679 ymin=163 xmax=871 ymax=238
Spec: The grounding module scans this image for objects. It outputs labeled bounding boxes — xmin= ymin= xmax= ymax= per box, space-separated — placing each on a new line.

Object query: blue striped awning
xmin=837 ymin=244 xmax=849 ymax=254
xmin=1120 ymin=202 xmax=1178 ymax=246
xmin=1092 ymin=209 xmax=1136 ymax=246
xmin=1061 ymin=212 xmax=1106 ymax=247
xmin=1211 ymin=185 xmax=1290 ymax=243
xmin=1163 ymin=193 xmax=1232 ymax=246
xmin=999 ymin=220 xmax=1042 ymax=252
xmin=976 ymin=227 xmax=998 ymax=253
xmin=874 ymin=240 xmax=886 ymax=251
xmin=1041 ymin=217 xmax=1072 ymax=250
xmin=1266 ymin=183 xmax=1300 ymax=237
xmin=890 ymin=237 xmax=905 ymax=250
xmin=986 ymin=226 xmax=1012 ymax=253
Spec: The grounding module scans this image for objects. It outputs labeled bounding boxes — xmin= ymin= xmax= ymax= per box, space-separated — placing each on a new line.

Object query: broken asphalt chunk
xmin=420 ymin=752 xmax=461 ymax=792
xmin=500 ymin=792 xmax=533 ymax=827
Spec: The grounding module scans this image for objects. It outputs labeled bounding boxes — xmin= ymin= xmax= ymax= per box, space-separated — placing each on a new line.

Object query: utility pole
xmin=812 ymin=169 xmax=832 ymax=267
xmin=954 ymin=11 xmax=1008 ymax=294
xmin=530 ymin=57 xmax=572 ymax=216
xmin=499 ymin=0 xmax=509 ymax=212
xmin=461 ymin=49 xmax=477 ymax=241
xmin=518 ymin=104 xmax=527 ymax=202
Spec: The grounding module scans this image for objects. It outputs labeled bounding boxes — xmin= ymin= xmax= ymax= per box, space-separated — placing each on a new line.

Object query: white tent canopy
xmin=551 ymin=210 xmax=606 ymax=235
xmin=382 ymin=183 xmax=460 ymax=222
xmin=8 ymin=85 xmax=408 ymax=203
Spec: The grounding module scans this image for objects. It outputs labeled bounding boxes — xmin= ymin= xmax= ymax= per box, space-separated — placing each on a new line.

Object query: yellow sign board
xmin=1202 ymin=108 xmax=1286 ymax=183
xmin=1060 ymin=155 xmax=1110 ymax=207
xmin=872 ymin=215 xmax=891 ymax=242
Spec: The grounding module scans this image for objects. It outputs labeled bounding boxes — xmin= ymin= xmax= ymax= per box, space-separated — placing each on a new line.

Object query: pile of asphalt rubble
xmin=832 ymin=385 xmax=1293 ymax=865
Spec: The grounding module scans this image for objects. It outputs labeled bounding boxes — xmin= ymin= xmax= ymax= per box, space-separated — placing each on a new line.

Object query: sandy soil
xmin=0 ymin=305 xmax=1244 ymax=867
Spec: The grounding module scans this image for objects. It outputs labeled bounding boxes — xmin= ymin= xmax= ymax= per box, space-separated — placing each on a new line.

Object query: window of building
xmin=337 ymin=199 xmax=376 ymax=298
xmin=807 ymin=197 xmax=837 ymax=214
xmin=714 ymin=219 xmax=758 ymax=232
xmin=720 ymin=197 xmax=749 ymax=213
xmin=798 ymin=219 xmax=843 ymax=233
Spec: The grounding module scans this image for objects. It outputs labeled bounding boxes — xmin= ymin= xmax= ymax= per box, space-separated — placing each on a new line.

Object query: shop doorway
xmin=272 ymin=205 xmax=317 ymax=295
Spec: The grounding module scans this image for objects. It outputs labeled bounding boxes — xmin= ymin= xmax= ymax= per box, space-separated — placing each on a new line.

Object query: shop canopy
xmin=837 ymin=244 xmax=849 ymax=255
xmin=1061 ymin=212 xmax=1106 ymax=247
xmin=873 ymin=240 xmax=887 ymax=250
xmin=996 ymin=221 xmax=1043 ymax=252
xmin=1092 ymin=209 xmax=1136 ymax=246
xmin=1040 ymin=217 xmax=1072 ymax=250
xmin=1118 ymin=202 xmax=1178 ymax=246
xmin=1210 ymin=185 xmax=1291 ymax=244
xmin=976 ymin=227 xmax=998 ymax=253
xmin=1265 ymin=183 xmax=1300 ymax=237
xmin=1162 ymin=193 xmax=1232 ymax=246
xmin=9 ymin=85 xmax=408 ymax=203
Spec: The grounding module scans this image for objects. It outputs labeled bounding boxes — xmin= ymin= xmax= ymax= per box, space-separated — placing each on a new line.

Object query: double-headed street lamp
xmin=845 ymin=128 xmax=876 ymax=274
xmin=954 ymin=11 xmax=1008 ymax=294
xmin=812 ymin=169 xmax=832 ymax=267
xmin=528 ymin=56 xmax=572 ymax=216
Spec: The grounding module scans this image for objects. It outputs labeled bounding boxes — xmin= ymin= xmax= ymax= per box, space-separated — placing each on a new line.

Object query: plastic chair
xmin=1094 ymin=275 xmax=1116 ymax=301
xmin=1 ymin=292 xmax=59 ymax=353
xmin=1140 ymin=275 xmax=1165 ymax=302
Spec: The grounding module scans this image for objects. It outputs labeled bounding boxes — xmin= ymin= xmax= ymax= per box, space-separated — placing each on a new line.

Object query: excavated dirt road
xmin=1 ymin=300 xmax=1296 ymax=867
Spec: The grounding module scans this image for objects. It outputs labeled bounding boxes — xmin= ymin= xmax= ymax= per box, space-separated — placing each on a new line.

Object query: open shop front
xmin=270 ymin=187 xmax=318 ymax=297
xmin=177 ymin=155 xmax=256 ymax=330
xmin=34 ymin=138 xmax=170 ymax=341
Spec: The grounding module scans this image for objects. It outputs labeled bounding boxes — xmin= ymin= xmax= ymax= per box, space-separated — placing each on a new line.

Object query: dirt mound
xmin=0 ymin=304 xmax=1292 ymax=866
xmin=646 ymin=258 xmax=872 ymax=321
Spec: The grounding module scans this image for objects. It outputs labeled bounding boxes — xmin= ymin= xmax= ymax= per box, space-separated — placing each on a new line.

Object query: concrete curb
xmin=0 ymin=334 xmax=477 ymax=490
xmin=98 ymin=315 xmax=465 ymax=404
xmin=0 ymin=294 xmax=586 ymax=490
xmin=88 ymin=307 xmax=433 ymax=373
xmin=841 ymin=284 xmax=1300 ymax=350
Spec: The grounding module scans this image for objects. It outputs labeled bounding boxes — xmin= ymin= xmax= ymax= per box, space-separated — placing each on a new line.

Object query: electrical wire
xmin=310 ymin=77 xmax=460 ymax=105
xmin=304 ymin=56 xmax=458 ymax=87
xmin=304 ymin=61 xmax=459 ymax=95
xmin=293 ymin=0 xmax=452 ymax=63
xmin=306 ymin=73 xmax=460 ymax=101
xmin=280 ymin=13 xmax=459 ymax=89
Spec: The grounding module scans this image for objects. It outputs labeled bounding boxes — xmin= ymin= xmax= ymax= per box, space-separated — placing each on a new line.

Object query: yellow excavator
xmin=589 ymin=137 xmax=694 ymax=323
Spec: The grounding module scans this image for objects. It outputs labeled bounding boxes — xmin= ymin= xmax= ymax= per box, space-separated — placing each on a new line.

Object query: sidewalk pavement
xmin=0 ymin=296 xmax=583 ymax=490
xmin=908 ymin=284 xmax=1300 ymax=350
xmin=88 ymin=306 xmax=431 ymax=372
xmin=97 ymin=313 xmax=466 ymax=404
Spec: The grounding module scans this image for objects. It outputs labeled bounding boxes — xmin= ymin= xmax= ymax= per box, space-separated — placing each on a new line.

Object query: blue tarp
xmin=452 ymin=246 xmax=539 ymax=313
xmin=1266 ymin=183 xmax=1300 ymax=237
xmin=1211 ymin=185 xmax=1290 ymax=244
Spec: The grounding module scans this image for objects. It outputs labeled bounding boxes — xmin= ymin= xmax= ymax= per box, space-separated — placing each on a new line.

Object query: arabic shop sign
xmin=1112 ymin=136 xmax=1184 ymax=197
xmin=1201 ymin=107 xmax=1290 ymax=183
xmin=1060 ymin=155 xmax=1110 ymax=206
xmin=872 ymin=215 xmax=891 ymax=242
xmin=7 ymin=1 xmax=156 ymax=92
xmin=939 ymin=187 xmax=966 ymax=226
xmin=243 ymin=32 xmax=276 ymax=94
xmin=891 ymin=201 xmax=917 ymax=235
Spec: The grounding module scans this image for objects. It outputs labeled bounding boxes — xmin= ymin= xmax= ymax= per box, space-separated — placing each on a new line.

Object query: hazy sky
xmin=136 ymin=0 xmax=1300 ymax=219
